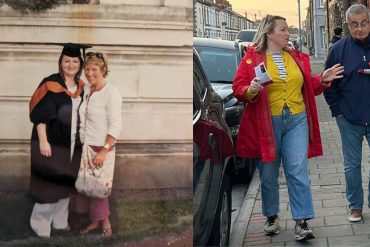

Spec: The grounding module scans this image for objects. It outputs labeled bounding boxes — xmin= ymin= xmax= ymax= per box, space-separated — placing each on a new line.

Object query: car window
xmin=193 ymin=59 xmax=207 ymax=100
xmin=195 ymin=47 xmax=238 ymax=83
xmin=237 ymin=31 xmax=256 ymax=42
xmin=193 ymin=77 xmax=201 ymax=120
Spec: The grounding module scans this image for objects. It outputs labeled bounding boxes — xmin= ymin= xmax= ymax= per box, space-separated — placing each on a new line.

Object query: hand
xmin=39 ymin=140 xmax=52 ymax=157
xmin=248 ymin=77 xmax=264 ymax=94
xmin=93 ymin=149 xmax=108 ymax=167
xmin=322 ymin=63 xmax=344 ymax=82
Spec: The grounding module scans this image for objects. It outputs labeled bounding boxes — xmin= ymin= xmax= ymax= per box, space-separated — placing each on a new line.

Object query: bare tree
xmin=343 ymin=0 xmax=350 ymax=35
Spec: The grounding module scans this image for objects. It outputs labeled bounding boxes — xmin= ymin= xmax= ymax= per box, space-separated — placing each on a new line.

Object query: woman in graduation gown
xmin=28 ymin=44 xmax=87 ymax=238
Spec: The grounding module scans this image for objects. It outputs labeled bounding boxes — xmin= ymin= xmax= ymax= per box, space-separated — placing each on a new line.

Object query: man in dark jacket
xmin=328 ymin=27 xmax=343 ymax=51
xmin=324 ymin=4 xmax=370 ymax=223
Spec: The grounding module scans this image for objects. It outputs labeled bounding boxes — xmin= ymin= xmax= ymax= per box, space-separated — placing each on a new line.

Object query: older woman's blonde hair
xmin=84 ymin=52 xmax=109 ymax=78
xmin=253 ymin=15 xmax=287 ymax=53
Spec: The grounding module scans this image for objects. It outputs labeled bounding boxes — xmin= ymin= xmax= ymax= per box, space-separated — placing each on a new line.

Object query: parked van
xmin=235 ymin=29 xmax=258 ymax=46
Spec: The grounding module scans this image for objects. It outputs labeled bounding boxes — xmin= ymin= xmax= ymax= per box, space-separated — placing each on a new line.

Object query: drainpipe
xmin=298 ymin=0 xmax=302 ymax=50
xmin=310 ymin=0 xmax=314 ymax=54
xmin=326 ymin=0 xmax=330 ymax=46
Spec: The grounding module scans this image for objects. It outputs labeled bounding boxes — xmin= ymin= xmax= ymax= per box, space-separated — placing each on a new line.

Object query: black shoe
xmin=264 ymin=214 xmax=280 ymax=235
xmin=295 ymin=220 xmax=315 ymax=241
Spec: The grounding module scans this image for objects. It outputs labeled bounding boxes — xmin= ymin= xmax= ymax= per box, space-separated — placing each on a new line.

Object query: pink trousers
xmin=74 ymin=194 xmax=110 ymax=221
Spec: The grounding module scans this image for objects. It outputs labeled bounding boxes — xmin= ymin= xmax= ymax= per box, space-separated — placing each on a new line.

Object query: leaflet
xmin=254 ymin=62 xmax=272 ymax=85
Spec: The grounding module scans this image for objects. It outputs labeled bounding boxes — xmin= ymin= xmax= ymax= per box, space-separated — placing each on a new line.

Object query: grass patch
xmin=0 ymin=192 xmax=192 ymax=246
xmin=114 ymin=198 xmax=192 ymax=242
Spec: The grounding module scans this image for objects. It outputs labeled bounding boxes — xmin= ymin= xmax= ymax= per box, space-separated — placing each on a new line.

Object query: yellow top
xmin=266 ymin=51 xmax=305 ymax=116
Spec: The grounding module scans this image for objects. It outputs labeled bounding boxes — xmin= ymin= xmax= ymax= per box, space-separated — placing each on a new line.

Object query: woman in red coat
xmin=232 ymin=15 xmax=343 ymax=241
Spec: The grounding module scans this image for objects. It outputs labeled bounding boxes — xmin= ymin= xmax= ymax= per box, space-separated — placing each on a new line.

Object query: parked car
xmin=193 ymin=37 xmax=256 ymax=182
xmin=193 ymin=48 xmax=234 ymax=246
xmin=288 ymin=39 xmax=299 ymax=50
xmin=235 ymin=29 xmax=258 ymax=46
xmin=193 ymin=37 xmax=244 ymax=141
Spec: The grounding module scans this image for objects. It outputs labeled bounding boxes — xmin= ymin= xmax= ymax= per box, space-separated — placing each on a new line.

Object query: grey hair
xmin=346 ymin=4 xmax=370 ymax=23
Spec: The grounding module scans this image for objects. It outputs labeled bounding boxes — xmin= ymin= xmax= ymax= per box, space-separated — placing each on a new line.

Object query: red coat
xmin=232 ymin=47 xmax=328 ymax=163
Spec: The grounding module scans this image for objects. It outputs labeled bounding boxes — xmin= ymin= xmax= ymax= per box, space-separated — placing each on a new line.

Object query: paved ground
xmin=231 ymin=184 xmax=249 ymax=235
xmin=231 ymin=58 xmax=370 ymax=246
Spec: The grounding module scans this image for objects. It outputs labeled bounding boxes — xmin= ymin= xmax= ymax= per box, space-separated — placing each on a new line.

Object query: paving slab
xmin=327 ymin=235 xmax=370 ymax=247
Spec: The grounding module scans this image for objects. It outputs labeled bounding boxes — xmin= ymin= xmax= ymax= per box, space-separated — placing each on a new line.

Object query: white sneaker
xmin=347 ymin=209 xmax=362 ymax=222
xmin=295 ymin=221 xmax=315 ymax=241
xmin=264 ymin=215 xmax=280 ymax=235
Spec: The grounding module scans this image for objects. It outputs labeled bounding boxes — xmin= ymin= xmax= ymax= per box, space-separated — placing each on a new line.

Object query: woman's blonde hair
xmin=253 ymin=15 xmax=287 ymax=53
xmin=84 ymin=51 xmax=109 ymax=78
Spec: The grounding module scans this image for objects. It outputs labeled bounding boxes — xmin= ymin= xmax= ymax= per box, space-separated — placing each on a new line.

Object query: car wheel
xmin=208 ymin=174 xmax=231 ymax=246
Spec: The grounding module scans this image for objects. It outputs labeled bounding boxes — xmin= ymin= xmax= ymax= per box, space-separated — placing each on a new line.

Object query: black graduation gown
xmin=29 ymin=73 xmax=83 ymax=203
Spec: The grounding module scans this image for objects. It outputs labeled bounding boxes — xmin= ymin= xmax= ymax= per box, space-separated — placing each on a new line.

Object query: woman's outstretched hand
xmin=322 ymin=63 xmax=344 ymax=83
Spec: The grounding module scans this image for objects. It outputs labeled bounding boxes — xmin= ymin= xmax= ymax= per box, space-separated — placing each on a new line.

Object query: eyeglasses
xmin=86 ymin=52 xmax=107 ymax=68
xmin=347 ymin=20 xmax=369 ymax=29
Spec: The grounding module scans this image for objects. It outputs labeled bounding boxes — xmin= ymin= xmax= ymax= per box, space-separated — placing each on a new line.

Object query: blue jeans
xmin=336 ymin=115 xmax=370 ymax=210
xmin=257 ymin=109 xmax=314 ymax=220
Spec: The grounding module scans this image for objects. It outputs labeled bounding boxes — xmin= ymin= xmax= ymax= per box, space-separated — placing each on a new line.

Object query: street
xmin=230 ymin=57 xmax=370 ymax=246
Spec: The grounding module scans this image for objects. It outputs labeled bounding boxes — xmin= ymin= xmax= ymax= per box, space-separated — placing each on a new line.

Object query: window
xmin=237 ymin=30 xmax=257 ymax=42
xmin=195 ymin=46 xmax=239 ymax=83
xmin=193 ymin=83 xmax=201 ymax=120
xmin=205 ymin=8 xmax=209 ymax=25
xmin=318 ymin=0 xmax=324 ymax=7
xmin=216 ymin=12 xmax=220 ymax=27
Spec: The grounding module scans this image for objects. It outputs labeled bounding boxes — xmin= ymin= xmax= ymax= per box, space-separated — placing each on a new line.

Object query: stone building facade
xmin=0 ymin=0 xmax=193 ymax=199
xmin=305 ymin=0 xmax=326 ymax=58
xmin=194 ymin=0 xmax=257 ymax=40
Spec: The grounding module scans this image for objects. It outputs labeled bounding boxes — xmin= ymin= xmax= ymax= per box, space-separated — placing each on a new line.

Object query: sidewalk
xmin=301 ymin=47 xmax=326 ymax=64
xmin=231 ymin=60 xmax=370 ymax=246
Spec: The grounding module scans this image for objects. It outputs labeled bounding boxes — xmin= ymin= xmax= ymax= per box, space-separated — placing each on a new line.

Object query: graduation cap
xmin=59 ymin=43 xmax=92 ymax=58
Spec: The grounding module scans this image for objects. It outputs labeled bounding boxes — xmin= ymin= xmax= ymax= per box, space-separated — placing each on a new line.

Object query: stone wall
xmin=0 ymin=1 xmax=193 ymax=200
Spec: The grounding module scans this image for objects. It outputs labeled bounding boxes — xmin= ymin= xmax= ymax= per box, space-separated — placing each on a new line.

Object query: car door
xmin=193 ymin=52 xmax=227 ymax=245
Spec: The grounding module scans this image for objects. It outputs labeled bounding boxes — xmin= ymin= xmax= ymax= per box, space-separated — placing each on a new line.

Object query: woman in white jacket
xmin=76 ymin=51 xmax=122 ymax=237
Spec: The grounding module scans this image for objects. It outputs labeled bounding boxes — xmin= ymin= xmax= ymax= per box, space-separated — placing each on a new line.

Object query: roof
xmin=193 ymin=37 xmax=238 ymax=50
xmin=238 ymin=29 xmax=258 ymax=32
